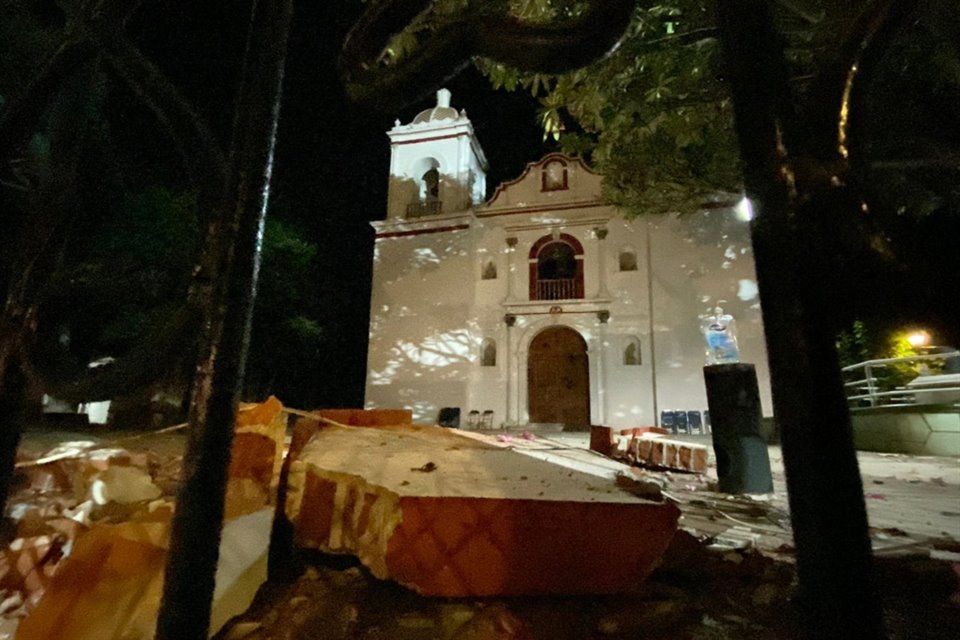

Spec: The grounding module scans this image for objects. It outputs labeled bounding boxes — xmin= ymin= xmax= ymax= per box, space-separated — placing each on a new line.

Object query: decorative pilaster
xmin=595 ymin=227 xmax=610 ymax=298
xmin=505 ymin=236 xmax=518 ymax=302
xmin=504 ymin=313 xmax=516 ymax=426
xmin=597 ymin=310 xmax=609 ymax=424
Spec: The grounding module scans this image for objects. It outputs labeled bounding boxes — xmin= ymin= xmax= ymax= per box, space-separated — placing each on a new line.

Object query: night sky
xmin=222 ymin=2 xmax=549 ymax=407
xmin=68 ymin=1 xmax=958 ymax=408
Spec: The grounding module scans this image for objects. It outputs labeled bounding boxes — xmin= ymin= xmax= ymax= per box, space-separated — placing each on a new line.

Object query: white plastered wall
xmin=365 ymin=227 xmax=478 ymax=422
xmin=368 ymin=145 xmax=772 ymax=427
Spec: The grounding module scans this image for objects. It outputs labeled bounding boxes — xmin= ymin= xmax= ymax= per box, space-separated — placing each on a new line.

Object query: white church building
xmin=364 ymin=89 xmax=772 ymax=429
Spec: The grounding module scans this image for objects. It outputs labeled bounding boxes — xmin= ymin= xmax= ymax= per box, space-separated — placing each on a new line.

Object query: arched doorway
xmin=527 ymin=327 xmax=590 ymax=427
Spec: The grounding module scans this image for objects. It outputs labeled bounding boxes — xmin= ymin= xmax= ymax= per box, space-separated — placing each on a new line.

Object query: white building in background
xmin=365 ymin=89 xmax=771 ymax=428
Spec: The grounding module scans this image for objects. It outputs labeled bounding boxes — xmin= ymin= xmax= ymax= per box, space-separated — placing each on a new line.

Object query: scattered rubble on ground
xmin=1 ymin=397 xmax=287 ymax=640
xmin=210 ymin=526 xmax=960 ymax=640
xmin=2 ymin=406 xmax=958 ymax=639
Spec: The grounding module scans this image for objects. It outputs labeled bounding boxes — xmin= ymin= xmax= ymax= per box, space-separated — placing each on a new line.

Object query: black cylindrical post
xmin=703 ymin=363 xmax=773 ymax=494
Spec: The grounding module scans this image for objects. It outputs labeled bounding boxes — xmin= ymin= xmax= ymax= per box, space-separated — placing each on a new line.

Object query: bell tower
xmin=385 ymin=88 xmax=488 ymax=219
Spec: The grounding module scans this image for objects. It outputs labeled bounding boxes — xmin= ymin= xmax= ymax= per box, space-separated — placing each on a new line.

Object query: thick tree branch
xmin=340 ymin=0 xmax=634 ymax=112
xmin=98 ymin=37 xmax=227 ymax=205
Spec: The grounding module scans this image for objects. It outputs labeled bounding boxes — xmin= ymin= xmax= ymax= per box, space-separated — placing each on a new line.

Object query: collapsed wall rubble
xmin=3 ymin=405 xmax=682 ymax=638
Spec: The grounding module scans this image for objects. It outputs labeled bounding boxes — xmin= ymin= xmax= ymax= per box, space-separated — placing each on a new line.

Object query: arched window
xmin=528 ymin=233 xmax=585 ymax=300
xmin=481 ymin=259 xmax=497 ymax=280
xmin=624 ymin=337 xmax=642 ymax=365
xmin=619 ymin=247 xmax=638 ymax=271
xmin=422 ymin=167 xmax=439 ymax=200
xmin=538 ymin=243 xmax=576 ymax=280
xmin=541 ymin=158 xmax=568 ymax=191
xmin=407 ymin=158 xmax=442 ymax=217
xmin=481 ymin=339 xmax=497 ymax=366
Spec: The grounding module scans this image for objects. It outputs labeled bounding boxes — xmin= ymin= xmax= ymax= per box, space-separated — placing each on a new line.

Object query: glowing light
xmin=907 ymin=331 xmax=931 ymax=348
xmin=734 ymin=197 xmax=754 ymax=222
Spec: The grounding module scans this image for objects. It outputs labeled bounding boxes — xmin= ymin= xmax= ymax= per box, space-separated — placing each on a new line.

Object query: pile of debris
xmin=590 ymin=426 xmax=711 ymax=475
xmin=1 ymin=440 xmax=169 ymax=635
xmin=4 ymin=404 xmax=960 ymax=639
xmin=1 ymin=397 xmax=287 ymax=640
xmin=1 ymin=403 xmax=684 ymax=639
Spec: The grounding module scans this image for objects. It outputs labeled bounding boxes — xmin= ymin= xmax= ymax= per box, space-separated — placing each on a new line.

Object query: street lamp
xmin=907 ymin=330 xmax=931 ymax=349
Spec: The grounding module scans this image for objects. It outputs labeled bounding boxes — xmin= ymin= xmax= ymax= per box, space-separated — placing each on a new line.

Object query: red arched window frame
xmin=528 ymin=233 xmax=585 ymax=300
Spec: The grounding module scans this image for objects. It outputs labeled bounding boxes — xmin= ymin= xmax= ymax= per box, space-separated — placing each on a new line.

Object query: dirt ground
xmin=209 ymin=545 xmax=960 ymax=640
xmin=3 ymin=423 xmax=959 ymax=640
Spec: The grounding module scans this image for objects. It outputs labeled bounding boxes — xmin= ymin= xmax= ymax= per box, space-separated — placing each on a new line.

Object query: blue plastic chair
xmin=674 ymin=410 xmax=689 ymax=434
xmin=687 ymin=410 xmax=703 ymax=434
xmin=660 ymin=410 xmax=676 ymax=433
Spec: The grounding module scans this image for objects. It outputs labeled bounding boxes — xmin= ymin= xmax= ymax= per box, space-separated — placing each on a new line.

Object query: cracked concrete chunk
xmin=286 ymin=422 xmax=679 ymax=596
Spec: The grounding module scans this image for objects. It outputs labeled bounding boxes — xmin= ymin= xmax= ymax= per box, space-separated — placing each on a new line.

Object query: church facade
xmin=365 ymin=89 xmax=771 ymax=429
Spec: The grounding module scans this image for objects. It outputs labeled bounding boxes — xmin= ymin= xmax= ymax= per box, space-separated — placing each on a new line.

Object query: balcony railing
xmin=406 ymin=199 xmax=442 ymax=218
xmin=536 ymin=278 xmax=578 ymax=301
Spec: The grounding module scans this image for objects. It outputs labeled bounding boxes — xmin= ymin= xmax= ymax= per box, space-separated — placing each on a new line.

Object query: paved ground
xmin=505 ymin=430 xmax=960 ymax=554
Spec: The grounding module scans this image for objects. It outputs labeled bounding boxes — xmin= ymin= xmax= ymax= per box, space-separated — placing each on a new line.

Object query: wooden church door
xmin=527 ymin=327 xmax=590 ymax=427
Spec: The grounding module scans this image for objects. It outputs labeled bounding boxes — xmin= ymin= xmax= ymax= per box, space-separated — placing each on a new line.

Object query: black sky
xmin=104 ymin=1 xmax=549 ymax=408
xmin=118 ymin=1 xmax=959 ymax=407
xmin=269 ymin=4 xmax=550 ymax=407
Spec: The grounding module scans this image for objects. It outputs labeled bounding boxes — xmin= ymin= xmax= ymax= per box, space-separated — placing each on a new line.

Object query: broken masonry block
xmin=14 ymin=502 xmax=172 ymax=640
xmin=589 ymin=426 xmax=670 ymax=460
xmin=225 ymin=395 xmax=287 ymax=520
xmin=589 ymin=425 xmax=617 ymax=457
xmin=284 ymin=423 xmax=680 ymax=597
xmin=313 ymin=408 xmax=413 ymax=428
xmin=630 ymin=437 xmax=709 ymax=475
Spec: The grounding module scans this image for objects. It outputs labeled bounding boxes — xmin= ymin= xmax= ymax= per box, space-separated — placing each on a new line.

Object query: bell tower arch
xmin=385 ymin=88 xmax=489 ymax=219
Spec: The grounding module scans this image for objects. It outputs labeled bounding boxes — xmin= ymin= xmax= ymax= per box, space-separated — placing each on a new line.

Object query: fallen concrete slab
xmin=284 ymin=422 xmax=680 ymax=597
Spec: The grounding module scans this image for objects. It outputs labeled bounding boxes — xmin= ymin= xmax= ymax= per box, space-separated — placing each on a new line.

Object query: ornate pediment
xmin=479 ymin=153 xmax=603 ymax=216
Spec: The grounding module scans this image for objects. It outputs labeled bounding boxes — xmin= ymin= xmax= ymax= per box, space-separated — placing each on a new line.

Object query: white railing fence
xmin=842 ymin=351 xmax=960 ymax=410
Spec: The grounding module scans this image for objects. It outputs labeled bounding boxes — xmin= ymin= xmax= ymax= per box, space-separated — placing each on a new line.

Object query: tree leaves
xmin=474 ymin=0 xmax=741 ymax=214
xmin=475 ymin=0 xmax=907 ymax=216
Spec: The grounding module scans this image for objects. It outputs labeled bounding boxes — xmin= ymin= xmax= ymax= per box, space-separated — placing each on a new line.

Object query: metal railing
xmin=535 ymin=278 xmax=578 ymax=300
xmin=842 ymin=351 xmax=960 ymax=410
xmin=406 ymin=199 xmax=442 ymax=218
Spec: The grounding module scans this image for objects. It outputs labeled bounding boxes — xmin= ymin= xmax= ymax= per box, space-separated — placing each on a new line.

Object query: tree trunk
xmin=716 ymin=1 xmax=882 ymax=637
xmin=0 ymin=57 xmax=98 ymax=521
xmin=0 ymin=328 xmax=28 ymax=539
xmin=154 ymin=0 xmax=293 ymax=638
